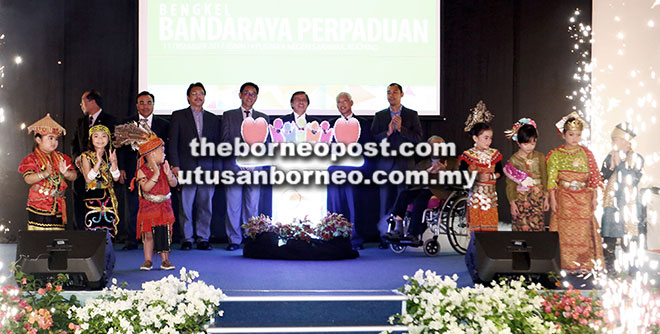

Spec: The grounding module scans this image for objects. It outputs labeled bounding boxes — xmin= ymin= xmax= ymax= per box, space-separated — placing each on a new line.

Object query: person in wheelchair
xmin=384 ymin=135 xmax=458 ymax=244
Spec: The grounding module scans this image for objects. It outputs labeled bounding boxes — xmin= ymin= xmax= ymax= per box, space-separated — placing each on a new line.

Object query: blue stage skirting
xmin=243 ymin=232 xmax=359 ymax=260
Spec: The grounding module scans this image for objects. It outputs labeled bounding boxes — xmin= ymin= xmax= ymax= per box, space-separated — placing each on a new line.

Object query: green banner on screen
xmin=139 ymin=0 xmax=440 ymax=115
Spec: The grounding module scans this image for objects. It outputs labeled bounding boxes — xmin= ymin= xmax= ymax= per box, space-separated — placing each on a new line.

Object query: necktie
xmin=140 ymin=118 xmax=148 ymax=127
xmin=244 ymin=110 xmax=250 ymax=119
xmin=88 ymin=116 xmax=94 ymax=127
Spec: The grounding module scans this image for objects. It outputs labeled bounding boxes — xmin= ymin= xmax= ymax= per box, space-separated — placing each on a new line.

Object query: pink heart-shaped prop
xmin=333 ymin=118 xmax=361 ymax=144
xmin=241 ymin=117 xmax=269 ymax=145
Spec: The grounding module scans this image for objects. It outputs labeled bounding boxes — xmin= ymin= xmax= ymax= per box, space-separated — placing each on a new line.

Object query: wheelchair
xmin=386 ymin=187 xmax=470 ymax=256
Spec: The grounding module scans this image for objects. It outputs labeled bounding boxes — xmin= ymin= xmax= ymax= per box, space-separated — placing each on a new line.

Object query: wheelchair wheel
xmin=448 ymin=196 xmax=470 ymax=254
xmin=423 ymin=239 xmax=440 ymax=256
xmin=390 ymin=243 xmax=407 ymax=254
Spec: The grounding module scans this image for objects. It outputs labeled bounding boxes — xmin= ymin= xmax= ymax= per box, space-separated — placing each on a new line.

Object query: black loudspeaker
xmin=474 ymin=231 xmax=561 ymax=286
xmin=15 ymin=230 xmax=108 ymax=290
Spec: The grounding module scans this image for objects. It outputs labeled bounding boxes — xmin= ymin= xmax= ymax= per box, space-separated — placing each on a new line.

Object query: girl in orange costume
xmin=460 ymin=101 xmax=503 ymax=282
xmin=459 ymin=101 xmax=503 ymax=232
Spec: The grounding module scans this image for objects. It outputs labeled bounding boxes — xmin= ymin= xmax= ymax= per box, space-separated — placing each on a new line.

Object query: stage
xmin=0 ymin=240 xmax=472 ymax=292
xmin=1 ymin=239 xmax=469 ymax=332
xmin=3 ymin=237 xmax=660 ymax=332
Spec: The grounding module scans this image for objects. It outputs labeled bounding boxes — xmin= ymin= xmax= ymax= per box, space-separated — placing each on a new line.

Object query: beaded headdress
xmin=555 ymin=111 xmax=586 ymax=134
xmin=27 ymin=113 xmax=66 ymax=136
xmin=88 ymin=124 xmax=113 ymax=149
xmin=464 ymin=100 xmax=494 ymax=132
xmin=505 ymin=117 xmax=536 ymax=141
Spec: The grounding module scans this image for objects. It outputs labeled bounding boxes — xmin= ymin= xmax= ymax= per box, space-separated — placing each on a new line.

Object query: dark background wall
xmin=0 ymin=0 xmax=591 ymax=242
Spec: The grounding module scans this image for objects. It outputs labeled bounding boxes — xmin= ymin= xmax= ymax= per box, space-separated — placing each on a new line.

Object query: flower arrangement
xmin=242 ymin=212 xmax=353 ymax=242
xmin=68 ymin=268 xmax=225 ymax=334
xmin=0 ymin=268 xmax=80 ymax=334
xmin=388 ymin=269 xmax=558 ymax=334
xmin=540 ymin=284 xmax=605 ymax=333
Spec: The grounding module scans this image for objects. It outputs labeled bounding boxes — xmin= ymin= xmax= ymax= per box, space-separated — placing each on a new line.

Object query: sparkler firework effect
xmin=569 ymin=4 xmax=660 ymax=333
xmin=566 ymin=9 xmax=594 ymax=144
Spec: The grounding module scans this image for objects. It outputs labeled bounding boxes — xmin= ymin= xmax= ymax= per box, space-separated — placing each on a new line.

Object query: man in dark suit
xmin=117 ymin=91 xmax=170 ymax=250
xmin=279 ymin=91 xmax=318 ymax=126
xmin=327 ymin=92 xmax=373 ymax=250
xmin=220 ymin=82 xmax=269 ymax=251
xmin=71 ymin=89 xmax=117 ymax=230
xmin=168 ymin=82 xmax=220 ymax=251
xmin=370 ymin=83 xmax=423 ymax=248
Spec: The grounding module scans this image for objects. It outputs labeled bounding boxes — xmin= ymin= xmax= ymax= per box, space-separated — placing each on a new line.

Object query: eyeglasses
xmin=242 ymin=92 xmax=258 ymax=97
xmin=293 ymin=98 xmax=308 ymax=103
xmin=138 ymin=101 xmax=153 ymax=105
xmin=190 ymin=91 xmax=205 ymax=96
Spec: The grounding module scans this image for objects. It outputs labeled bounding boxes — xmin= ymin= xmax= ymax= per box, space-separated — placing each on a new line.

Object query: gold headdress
xmin=27 ymin=113 xmax=66 ymax=136
xmin=464 ymin=100 xmax=494 ymax=132
xmin=611 ymin=122 xmax=637 ymax=142
xmin=555 ymin=111 xmax=586 ymax=134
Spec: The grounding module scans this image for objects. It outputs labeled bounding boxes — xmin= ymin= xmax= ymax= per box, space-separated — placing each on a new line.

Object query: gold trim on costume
xmin=142 ymin=192 xmax=171 ymax=203
xmin=558 ymin=180 xmax=587 ymax=191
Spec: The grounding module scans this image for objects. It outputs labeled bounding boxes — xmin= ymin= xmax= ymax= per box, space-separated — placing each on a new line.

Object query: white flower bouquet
xmin=68 ymin=268 xmax=225 ymax=334
xmin=388 ymin=269 xmax=558 ymax=334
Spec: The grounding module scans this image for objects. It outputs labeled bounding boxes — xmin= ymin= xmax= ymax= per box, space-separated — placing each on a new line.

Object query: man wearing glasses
xmin=168 ymin=82 xmax=221 ymax=251
xmin=220 ymin=82 xmax=269 ymax=251
xmin=117 ymin=91 xmax=170 ymax=250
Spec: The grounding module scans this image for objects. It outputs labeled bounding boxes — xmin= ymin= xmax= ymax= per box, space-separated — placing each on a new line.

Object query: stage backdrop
xmin=0 ymin=0 xmax=590 ymax=242
xmin=139 ymin=0 xmax=441 ymax=116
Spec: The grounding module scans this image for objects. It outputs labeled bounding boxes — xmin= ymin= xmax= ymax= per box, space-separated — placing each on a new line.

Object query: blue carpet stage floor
xmin=1 ymin=241 xmax=469 ymax=332
xmin=0 ymin=241 xmax=473 ymax=291
xmin=3 ymin=242 xmax=660 ymax=332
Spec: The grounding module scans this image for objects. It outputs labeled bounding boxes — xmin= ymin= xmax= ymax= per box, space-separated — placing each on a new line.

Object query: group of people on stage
xmin=18 ymin=80 xmax=644 ymax=275
xmin=454 ymin=103 xmax=644 ymax=278
xmin=17 ymin=82 xmax=416 ymax=271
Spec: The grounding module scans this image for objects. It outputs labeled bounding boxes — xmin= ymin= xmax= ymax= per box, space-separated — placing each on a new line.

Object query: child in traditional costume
xmin=459 ymin=101 xmax=503 ymax=232
xmin=114 ymin=122 xmax=177 ymax=271
xmin=19 ymin=114 xmax=77 ymax=230
xmin=80 ymin=124 xmax=120 ymax=234
xmin=503 ymin=118 xmax=549 ymax=231
xmin=80 ymin=124 xmax=119 ymax=279
xmin=547 ymin=112 xmax=604 ymax=272
xmin=601 ymin=122 xmax=644 ymax=273
xmin=459 ymin=101 xmax=503 ymax=282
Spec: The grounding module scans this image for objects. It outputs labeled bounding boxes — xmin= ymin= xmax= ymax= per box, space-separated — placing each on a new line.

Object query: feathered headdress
xmin=555 ymin=111 xmax=586 ymax=134
xmin=505 ymin=117 xmax=537 ymax=141
xmin=114 ymin=121 xmax=165 ymax=191
xmin=27 ymin=113 xmax=66 ymax=136
xmin=464 ymin=100 xmax=494 ymax=132
xmin=113 ymin=121 xmax=163 ymax=157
